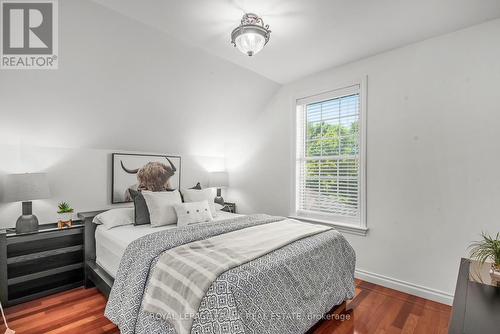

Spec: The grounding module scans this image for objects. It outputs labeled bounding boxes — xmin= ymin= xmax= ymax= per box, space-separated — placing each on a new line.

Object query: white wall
xmin=0 ymin=1 xmax=278 ymax=226
xmin=227 ymin=19 xmax=500 ymax=304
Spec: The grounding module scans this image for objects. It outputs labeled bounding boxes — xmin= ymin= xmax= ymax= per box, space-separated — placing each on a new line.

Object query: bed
xmin=79 ymin=210 xmax=356 ymax=334
xmin=95 ymin=211 xmax=243 ymax=278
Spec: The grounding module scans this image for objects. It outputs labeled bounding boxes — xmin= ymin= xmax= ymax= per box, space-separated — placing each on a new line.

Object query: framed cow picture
xmin=112 ymin=153 xmax=181 ymax=204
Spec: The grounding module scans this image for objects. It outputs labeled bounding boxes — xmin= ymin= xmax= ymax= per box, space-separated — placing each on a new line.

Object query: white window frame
xmin=290 ymin=77 xmax=367 ymax=236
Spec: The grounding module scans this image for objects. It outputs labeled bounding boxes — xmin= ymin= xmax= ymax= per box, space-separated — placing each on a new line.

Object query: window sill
xmin=288 ymin=216 xmax=368 ymax=236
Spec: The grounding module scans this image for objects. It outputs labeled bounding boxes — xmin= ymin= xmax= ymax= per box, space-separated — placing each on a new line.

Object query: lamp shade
xmin=209 ymin=172 xmax=229 ymax=188
xmin=4 ymin=173 xmax=51 ymax=202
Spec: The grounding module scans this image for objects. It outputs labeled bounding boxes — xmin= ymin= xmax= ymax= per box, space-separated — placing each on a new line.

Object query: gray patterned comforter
xmin=105 ymin=214 xmax=356 ymax=334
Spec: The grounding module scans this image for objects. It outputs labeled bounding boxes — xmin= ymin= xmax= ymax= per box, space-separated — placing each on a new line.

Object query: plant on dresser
xmin=469 ymin=232 xmax=500 ymax=280
xmin=57 ymin=202 xmax=74 ymax=228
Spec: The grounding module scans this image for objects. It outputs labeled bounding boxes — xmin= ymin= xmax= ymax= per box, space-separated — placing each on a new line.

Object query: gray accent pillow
xmin=129 ymin=188 xmax=150 ymax=225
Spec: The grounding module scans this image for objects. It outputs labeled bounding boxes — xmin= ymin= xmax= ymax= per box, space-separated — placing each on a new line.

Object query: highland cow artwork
xmin=112 ymin=153 xmax=181 ymax=203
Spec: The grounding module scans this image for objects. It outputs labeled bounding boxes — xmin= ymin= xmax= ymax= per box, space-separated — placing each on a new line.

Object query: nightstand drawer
xmin=8 ymin=267 xmax=84 ymax=302
xmin=7 ymin=232 xmax=83 ymax=257
xmin=8 ymin=248 xmax=83 ymax=279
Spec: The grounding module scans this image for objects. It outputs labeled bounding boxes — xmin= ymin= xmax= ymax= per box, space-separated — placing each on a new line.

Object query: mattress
xmin=95 ymin=211 xmax=243 ymax=277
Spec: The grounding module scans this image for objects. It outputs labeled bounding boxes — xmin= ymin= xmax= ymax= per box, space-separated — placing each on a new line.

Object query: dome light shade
xmin=231 ymin=13 xmax=271 ymax=56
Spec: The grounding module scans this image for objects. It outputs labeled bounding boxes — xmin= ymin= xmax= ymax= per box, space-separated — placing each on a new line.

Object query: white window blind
xmin=295 ymin=83 xmax=365 ymax=226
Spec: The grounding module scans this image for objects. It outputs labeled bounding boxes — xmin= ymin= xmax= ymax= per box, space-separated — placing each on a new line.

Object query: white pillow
xmin=142 ymin=190 xmax=182 ymax=227
xmin=181 ymin=188 xmax=220 ymax=216
xmin=93 ymin=208 xmax=134 ymax=230
xmin=174 ymin=200 xmax=213 ymax=227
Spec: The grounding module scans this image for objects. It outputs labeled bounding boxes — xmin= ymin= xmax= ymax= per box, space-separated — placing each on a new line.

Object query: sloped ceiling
xmin=93 ymin=0 xmax=500 ymax=84
xmin=0 ymin=0 xmax=279 ymax=155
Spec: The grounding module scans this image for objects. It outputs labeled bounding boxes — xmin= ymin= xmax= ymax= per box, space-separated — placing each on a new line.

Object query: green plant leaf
xmin=57 ymin=201 xmax=74 ymax=214
xmin=468 ymin=232 xmax=500 ymax=265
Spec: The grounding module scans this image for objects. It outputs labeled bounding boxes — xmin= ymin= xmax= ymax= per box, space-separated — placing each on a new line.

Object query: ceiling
xmin=93 ymin=0 xmax=500 ymax=84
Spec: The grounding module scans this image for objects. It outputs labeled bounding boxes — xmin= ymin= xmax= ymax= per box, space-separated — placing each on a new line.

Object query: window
xmin=295 ymin=82 xmax=366 ymax=231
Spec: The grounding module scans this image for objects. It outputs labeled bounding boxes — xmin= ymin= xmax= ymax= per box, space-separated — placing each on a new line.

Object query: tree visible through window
xmin=296 ymin=84 xmax=365 ymax=227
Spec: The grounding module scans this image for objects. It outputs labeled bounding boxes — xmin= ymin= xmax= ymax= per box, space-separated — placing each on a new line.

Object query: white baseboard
xmin=355 ymin=268 xmax=454 ymax=305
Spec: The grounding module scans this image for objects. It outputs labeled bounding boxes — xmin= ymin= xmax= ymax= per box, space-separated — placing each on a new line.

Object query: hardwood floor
xmin=1 ymin=288 xmax=118 ymax=334
xmin=0 ymin=280 xmax=451 ymax=334
xmin=313 ymin=280 xmax=451 ymax=334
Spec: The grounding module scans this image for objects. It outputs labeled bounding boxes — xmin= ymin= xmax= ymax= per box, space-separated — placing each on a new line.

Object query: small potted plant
xmin=469 ymin=232 xmax=500 ymax=280
xmin=57 ymin=202 xmax=74 ymax=228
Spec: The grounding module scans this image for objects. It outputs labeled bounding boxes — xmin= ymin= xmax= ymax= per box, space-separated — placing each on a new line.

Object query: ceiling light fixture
xmin=231 ymin=13 xmax=271 ymax=57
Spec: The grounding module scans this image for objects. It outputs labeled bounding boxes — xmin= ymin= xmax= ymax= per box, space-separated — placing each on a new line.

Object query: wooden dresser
xmin=0 ymin=222 xmax=84 ymax=306
xmin=449 ymin=258 xmax=500 ymax=333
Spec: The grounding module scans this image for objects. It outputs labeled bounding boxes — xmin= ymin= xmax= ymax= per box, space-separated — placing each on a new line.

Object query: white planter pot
xmin=490 ymin=265 xmax=500 ymax=280
xmin=58 ymin=212 xmax=73 ymax=223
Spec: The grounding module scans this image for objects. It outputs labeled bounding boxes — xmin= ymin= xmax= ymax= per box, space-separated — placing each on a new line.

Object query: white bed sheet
xmin=95 ymin=211 xmax=243 ymax=277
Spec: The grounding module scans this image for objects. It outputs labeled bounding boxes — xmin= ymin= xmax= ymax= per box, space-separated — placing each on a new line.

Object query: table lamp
xmin=209 ymin=171 xmax=229 ymax=205
xmin=4 ymin=173 xmax=51 ymax=233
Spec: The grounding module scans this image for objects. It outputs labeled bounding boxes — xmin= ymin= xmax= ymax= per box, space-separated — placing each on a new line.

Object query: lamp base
xmin=214 ymin=188 xmax=225 ymax=206
xmin=16 ymin=201 xmax=39 ymax=233
xmin=214 ymin=196 xmax=225 ymax=206
xmin=16 ymin=215 xmax=39 ymax=234
xmin=214 ymin=188 xmax=224 ymax=205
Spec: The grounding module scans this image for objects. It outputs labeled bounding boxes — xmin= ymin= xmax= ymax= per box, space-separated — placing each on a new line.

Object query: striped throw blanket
xmin=142 ymin=219 xmax=331 ymax=334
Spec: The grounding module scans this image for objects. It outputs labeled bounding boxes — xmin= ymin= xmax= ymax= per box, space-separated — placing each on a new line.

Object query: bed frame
xmin=79 ymin=211 xmax=114 ymax=297
xmin=77 ymin=210 xmax=348 ymax=330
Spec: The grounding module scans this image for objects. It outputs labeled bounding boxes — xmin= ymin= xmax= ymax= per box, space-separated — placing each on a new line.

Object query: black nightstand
xmin=449 ymin=258 xmax=500 ymax=333
xmin=222 ymin=202 xmax=236 ymax=213
xmin=0 ymin=221 xmax=84 ymax=306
